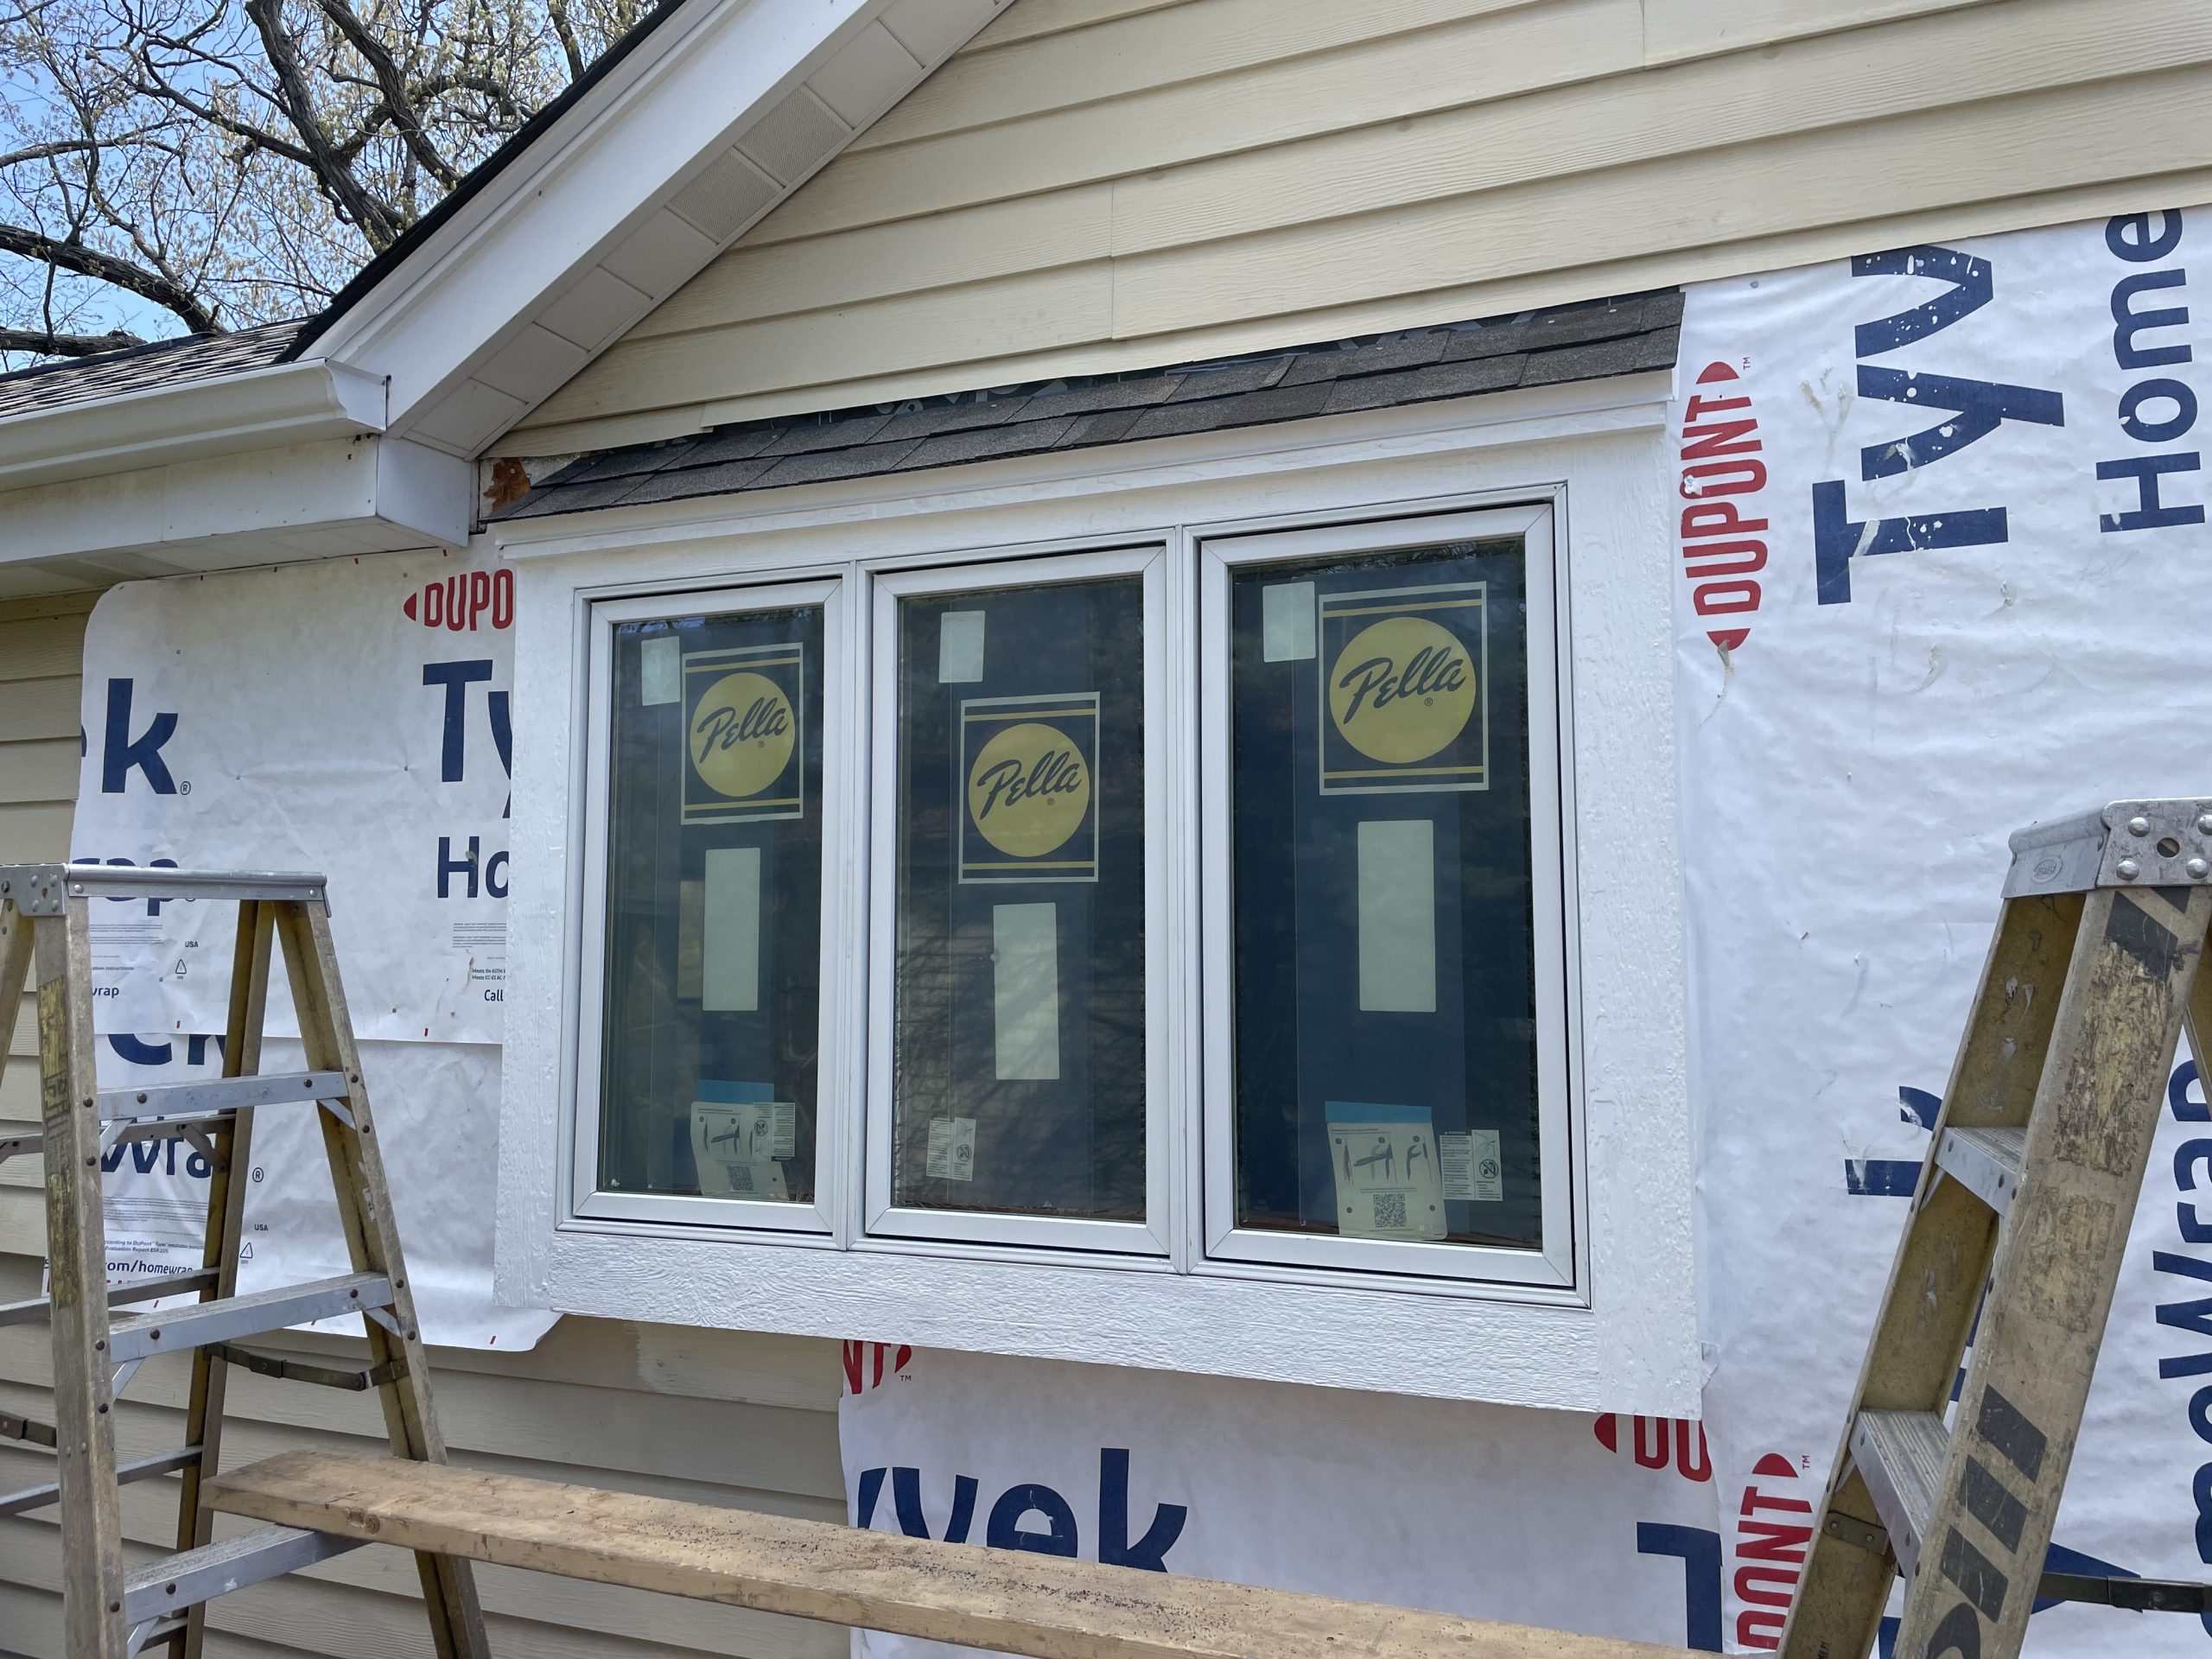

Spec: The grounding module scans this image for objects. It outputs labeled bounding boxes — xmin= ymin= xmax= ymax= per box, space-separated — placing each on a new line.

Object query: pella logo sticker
xmin=1319 ymin=578 xmax=1487 ymax=795
xmin=682 ymin=642 xmax=804 ymax=824
xmin=959 ymin=692 xmax=1100 ymax=883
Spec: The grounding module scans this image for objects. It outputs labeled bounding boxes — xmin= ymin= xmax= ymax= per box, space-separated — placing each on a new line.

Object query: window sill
xmin=529 ymin=1219 xmax=1693 ymax=1412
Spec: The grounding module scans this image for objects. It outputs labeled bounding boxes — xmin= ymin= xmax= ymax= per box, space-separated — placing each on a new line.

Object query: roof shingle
xmin=0 ymin=321 xmax=308 ymax=421
xmin=495 ymin=289 xmax=1683 ymax=522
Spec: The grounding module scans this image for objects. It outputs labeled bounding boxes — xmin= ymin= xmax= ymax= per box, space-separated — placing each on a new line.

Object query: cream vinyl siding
xmin=505 ymin=0 xmax=2212 ymax=455
xmin=0 ymin=596 xmax=845 ymax=1659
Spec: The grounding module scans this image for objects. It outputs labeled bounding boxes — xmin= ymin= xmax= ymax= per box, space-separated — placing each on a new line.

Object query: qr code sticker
xmin=726 ymin=1164 xmax=754 ymax=1193
xmin=1371 ymin=1192 xmax=1407 ymax=1230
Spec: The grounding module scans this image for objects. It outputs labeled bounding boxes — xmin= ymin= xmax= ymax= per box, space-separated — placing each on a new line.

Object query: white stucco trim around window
xmin=491 ymin=372 xmax=1700 ymax=1413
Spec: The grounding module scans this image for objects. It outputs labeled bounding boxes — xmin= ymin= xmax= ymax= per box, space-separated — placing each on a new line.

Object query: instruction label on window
xmin=1326 ymin=1102 xmax=1446 ymax=1240
xmin=1441 ymin=1129 xmax=1503 ymax=1203
xmin=926 ymin=1116 xmax=977 ymax=1182
xmin=690 ymin=1098 xmax=795 ymax=1200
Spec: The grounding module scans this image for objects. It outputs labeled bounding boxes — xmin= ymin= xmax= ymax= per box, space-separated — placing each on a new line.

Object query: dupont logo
xmin=842 ymin=1340 xmax=912 ymax=1395
xmin=1678 ymin=360 xmax=1767 ymax=653
xmin=1593 ymin=1413 xmax=1712 ymax=1482
xmin=404 ymin=569 xmax=514 ymax=632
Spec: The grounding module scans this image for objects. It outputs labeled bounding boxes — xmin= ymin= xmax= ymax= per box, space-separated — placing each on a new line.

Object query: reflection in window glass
xmin=600 ymin=603 xmax=823 ymax=1206
xmin=1230 ymin=540 xmax=1541 ymax=1251
xmin=892 ymin=578 xmax=1145 ymax=1219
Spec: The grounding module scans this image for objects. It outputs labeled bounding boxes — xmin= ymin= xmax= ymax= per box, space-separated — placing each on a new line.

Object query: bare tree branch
xmin=0 ymin=219 xmax=219 ymax=331
xmin=0 ymin=323 xmax=149 ymax=355
xmin=308 ymin=0 xmax=460 ymax=188
xmin=0 ymin=0 xmax=639 ymax=363
xmin=545 ymin=0 xmax=585 ymax=79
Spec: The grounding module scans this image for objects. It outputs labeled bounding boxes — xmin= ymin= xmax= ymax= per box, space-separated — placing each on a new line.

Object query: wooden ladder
xmin=1782 ymin=798 xmax=2212 ymax=1659
xmin=0 ymin=863 xmax=490 ymax=1659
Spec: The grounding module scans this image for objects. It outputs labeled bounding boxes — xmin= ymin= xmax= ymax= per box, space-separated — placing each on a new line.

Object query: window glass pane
xmin=1230 ymin=538 xmax=1542 ymax=1251
xmin=599 ymin=603 xmax=824 ymax=1206
xmin=892 ymin=576 xmax=1146 ymax=1220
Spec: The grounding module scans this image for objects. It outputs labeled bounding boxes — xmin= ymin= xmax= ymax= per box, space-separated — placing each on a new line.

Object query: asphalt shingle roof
xmin=495 ymin=289 xmax=1683 ymax=521
xmin=0 ymin=321 xmax=308 ymax=420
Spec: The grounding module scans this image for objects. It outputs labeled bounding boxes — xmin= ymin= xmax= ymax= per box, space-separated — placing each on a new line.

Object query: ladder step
xmin=1852 ymin=1409 xmax=1948 ymax=1577
xmin=121 ymin=1523 xmax=364 ymax=1625
xmin=0 ymin=863 xmax=325 ymax=917
xmin=2 ymin=1407 xmax=57 ymax=1448
xmin=99 ymin=1071 xmax=350 ymax=1126
xmin=0 ymin=1445 xmax=200 ymax=1519
xmin=0 ymin=1126 xmax=38 ymax=1167
xmin=107 ymin=1273 xmax=394 ymax=1363
xmin=0 ymin=1267 xmax=223 ymax=1329
xmin=1936 ymin=1126 xmax=2029 ymax=1215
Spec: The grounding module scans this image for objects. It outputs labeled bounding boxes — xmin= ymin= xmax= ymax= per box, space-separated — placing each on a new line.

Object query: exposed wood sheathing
xmin=502 ymin=0 xmax=2212 ymax=455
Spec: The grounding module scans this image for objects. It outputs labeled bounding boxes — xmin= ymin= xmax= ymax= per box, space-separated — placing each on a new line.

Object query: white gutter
xmin=0 ymin=358 xmax=388 ymax=492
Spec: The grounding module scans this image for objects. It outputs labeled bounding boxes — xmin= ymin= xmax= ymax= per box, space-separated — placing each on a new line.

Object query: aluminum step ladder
xmin=0 ymin=864 xmax=489 ymax=1659
xmin=1782 ymin=799 xmax=2212 ymax=1659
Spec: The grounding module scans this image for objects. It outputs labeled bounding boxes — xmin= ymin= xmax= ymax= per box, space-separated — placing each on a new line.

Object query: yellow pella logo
xmin=690 ymin=671 xmax=795 ymax=798
xmin=966 ymin=721 xmax=1090 ymax=857
xmin=1327 ymin=616 xmax=1477 ymax=763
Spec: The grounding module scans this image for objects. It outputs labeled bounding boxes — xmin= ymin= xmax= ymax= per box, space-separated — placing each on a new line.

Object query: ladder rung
xmin=108 ymin=1273 xmax=394 ymax=1363
xmin=2040 ymin=1571 xmax=2212 ymax=1614
xmin=0 ymin=1268 xmax=222 ymax=1329
xmin=121 ymin=1524 xmax=364 ymax=1624
xmin=0 ymin=1444 xmax=201 ymax=1519
xmin=100 ymin=1071 xmax=349 ymax=1126
xmin=207 ymin=1341 xmax=406 ymax=1392
xmin=1852 ymin=1409 xmax=1948 ymax=1577
xmin=1936 ymin=1127 xmax=2028 ymax=1215
xmin=2 ymin=1408 xmax=57 ymax=1448
xmin=0 ymin=863 xmax=325 ymax=917
xmin=0 ymin=1126 xmax=39 ymax=1166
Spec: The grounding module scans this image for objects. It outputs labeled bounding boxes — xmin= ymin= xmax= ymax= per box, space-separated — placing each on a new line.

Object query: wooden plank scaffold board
xmin=207 ymin=1448 xmax=1697 ymax=1659
xmin=1780 ymin=798 xmax=2212 ymax=1659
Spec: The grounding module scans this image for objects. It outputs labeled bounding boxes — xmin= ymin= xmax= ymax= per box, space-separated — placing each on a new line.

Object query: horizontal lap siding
xmin=503 ymin=0 xmax=2212 ymax=454
xmin=0 ymin=599 xmax=848 ymax=1659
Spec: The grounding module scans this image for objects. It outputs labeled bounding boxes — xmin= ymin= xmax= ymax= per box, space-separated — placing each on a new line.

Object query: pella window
xmin=1199 ymin=506 xmax=1576 ymax=1287
xmin=574 ymin=579 xmax=849 ymax=1236
xmin=867 ymin=548 xmax=1171 ymax=1255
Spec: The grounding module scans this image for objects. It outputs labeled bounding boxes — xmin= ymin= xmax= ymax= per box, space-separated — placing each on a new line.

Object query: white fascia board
xmin=313 ymin=0 xmax=894 ymax=428
xmin=0 ymin=433 xmax=471 ymax=566
xmin=0 ymin=359 xmax=386 ymax=493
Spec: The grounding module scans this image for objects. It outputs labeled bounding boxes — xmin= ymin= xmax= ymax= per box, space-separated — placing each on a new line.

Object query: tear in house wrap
xmin=845 ymin=202 xmax=2212 ymax=1657
xmin=69 ymin=549 xmax=546 ymax=1348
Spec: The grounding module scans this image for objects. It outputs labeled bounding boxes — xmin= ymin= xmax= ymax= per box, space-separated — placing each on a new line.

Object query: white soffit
xmin=320 ymin=0 xmax=1014 ymax=459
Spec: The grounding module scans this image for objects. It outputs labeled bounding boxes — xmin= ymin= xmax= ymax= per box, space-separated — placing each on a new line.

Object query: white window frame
xmin=865 ymin=546 xmax=1175 ymax=1257
xmin=495 ymin=372 xmax=1700 ymax=1413
xmin=569 ymin=574 xmax=852 ymax=1238
xmin=1195 ymin=505 xmax=1578 ymax=1290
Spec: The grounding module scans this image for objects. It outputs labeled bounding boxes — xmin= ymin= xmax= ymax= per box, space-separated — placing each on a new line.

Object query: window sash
xmin=565 ymin=513 xmax=1576 ymax=1285
xmin=1195 ymin=505 xmax=1580 ymax=1290
xmin=864 ymin=544 xmax=1175 ymax=1256
xmin=571 ymin=575 xmax=853 ymax=1238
